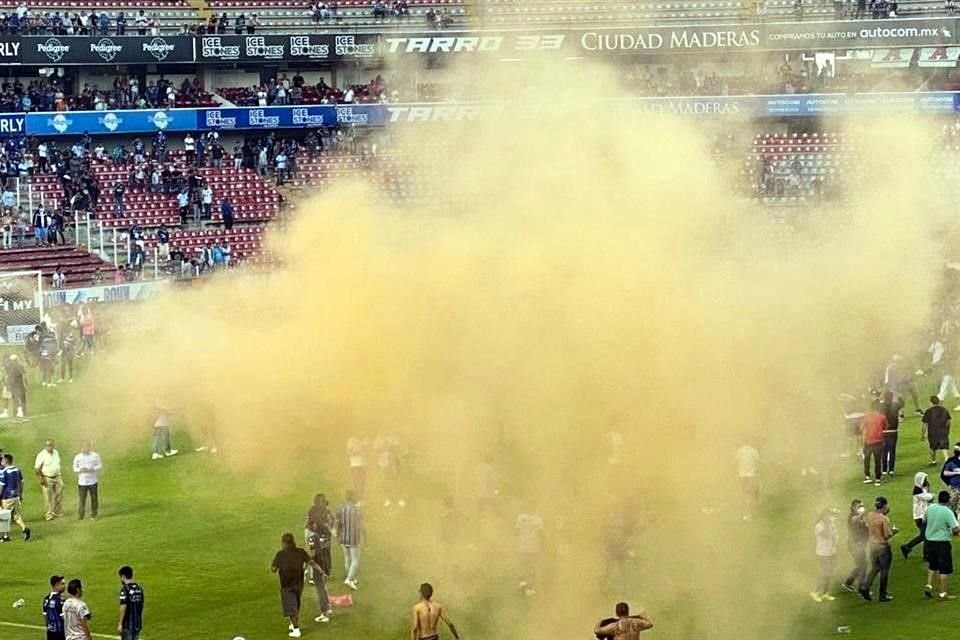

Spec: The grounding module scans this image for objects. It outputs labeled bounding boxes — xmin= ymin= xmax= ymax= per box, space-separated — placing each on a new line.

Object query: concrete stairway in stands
xmin=0 ymin=246 xmax=116 ymax=287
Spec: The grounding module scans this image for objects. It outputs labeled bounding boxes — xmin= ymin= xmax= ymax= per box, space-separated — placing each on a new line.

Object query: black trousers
xmin=864 ymin=544 xmax=892 ymax=597
xmin=903 ymin=517 xmax=926 ymax=554
xmin=881 ymin=433 xmax=898 ymax=473
xmin=78 ymin=483 xmax=99 ymax=519
xmin=863 ymin=442 xmax=883 ymax=479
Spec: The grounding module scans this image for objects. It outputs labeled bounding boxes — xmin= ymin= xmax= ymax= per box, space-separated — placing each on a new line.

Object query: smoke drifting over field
xmin=77 ymin=59 xmax=951 ymax=638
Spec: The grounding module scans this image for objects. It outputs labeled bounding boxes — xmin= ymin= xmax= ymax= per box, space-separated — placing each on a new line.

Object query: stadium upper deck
xmin=0 ymin=0 xmax=952 ymax=35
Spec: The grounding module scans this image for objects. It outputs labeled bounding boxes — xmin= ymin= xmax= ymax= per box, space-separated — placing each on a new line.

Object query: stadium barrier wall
xmin=5 ymin=92 xmax=960 ymax=137
xmin=0 ymin=18 xmax=957 ymax=66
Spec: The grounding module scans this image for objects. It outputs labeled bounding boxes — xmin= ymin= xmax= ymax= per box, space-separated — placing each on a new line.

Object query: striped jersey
xmin=336 ymin=502 xmax=363 ymax=546
xmin=42 ymin=591 xmax=63 ymax=633
xmin=0 ymin=465 xmax=23 ymax=499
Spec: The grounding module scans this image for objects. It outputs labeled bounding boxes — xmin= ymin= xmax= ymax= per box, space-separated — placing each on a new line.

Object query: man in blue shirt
xmin=42 ymin=575 xmax=66 ymax=640
xmin=117 ymin=566 xmax=144 ymax=640
xmin=0 ymin=453 xmax=30 ymax=541
xmin=942 ymin=444 xmax=960 ymax=513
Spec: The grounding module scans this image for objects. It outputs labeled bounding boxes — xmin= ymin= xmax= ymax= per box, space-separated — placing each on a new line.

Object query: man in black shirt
xmin=271 ymin=532 xmax=324 ymax=639
xmin=923 ymin=395 xmax=952 ymax=465
xmin=117 ymin=565 xmax=144 ymax=640
xmin=880 ymin=391 xmax=903 ymax=476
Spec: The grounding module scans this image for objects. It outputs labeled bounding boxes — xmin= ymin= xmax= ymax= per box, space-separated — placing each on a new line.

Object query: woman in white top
xmin=811 ymin=509 xmax=839 ymax=602
xmin=901 ymin=472 xmax=934 ymax=559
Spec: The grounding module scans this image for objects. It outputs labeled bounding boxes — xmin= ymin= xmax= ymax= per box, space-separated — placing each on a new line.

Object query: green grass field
xmin=0 ymin=358 xmax=952 ymax=640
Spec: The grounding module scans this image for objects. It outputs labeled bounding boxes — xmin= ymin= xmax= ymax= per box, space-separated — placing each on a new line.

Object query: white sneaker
xmin=289 ymin=623 xmax=294 ymax=632
xmin=288 ymin=628 xmax=301 ymax=638
xmin=862 ymin=477 xmax=872 ymax=484
xmin=195 ymin=446 xmax=208 ymax=452
xmin=151 ymin=453 xmax=163 ymax=460
xmin=809 ymin=592 xmax=823 ymax=603
xmin=398 ymin=499 xmax=406 ymax=507
xmin=210 ymin=447 xmax=218 ymax=454
xmin=15 ymin=408 xmax=23 ymax=418
xmin=345 ymin=579 xmax=358 ymax=590
xmin=314 ymin=615 xmax=330 ymax=623
xmin=383 ymin=499 xmax=391 ymax=507
xmin=0 ymin=410 xmax=9 ymax=419
xmin=166 ymin=449 xmax=179 ymax=457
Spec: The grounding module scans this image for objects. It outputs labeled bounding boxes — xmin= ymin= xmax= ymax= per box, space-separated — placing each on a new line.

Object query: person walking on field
xmin=922 ymin=396 xmax=951 ymax=465
xmin=860 ymin=496 xmax=897 ymax=602
xmin=942 ymin=444 xmax=960 ymax=514
xmin=923 ymin=490 xmax=960 ymax=601
xmin=879 ymin=390 xmax=903 ymax=477
xmin=860 ymin=404 xmax=887 ymax=486
xmin=841 ymin=499 xmax=869 ymax=593
xmin=0 ymin=453 xmax=30 ymax=541
xmin=594 ymin=602 xmax=654 ymax=639
xmin=411 ymin=583 xmax=460 ymax=640
xmin=73 ymin=442 xmax=102 ymax=520
xmin=151 ymin=402 xmax=178 ymax=460
xmin=271 ymin=532 xmax=324 ymax=639
xmin=810 ymin=509 xmax=839 ymax=602
xmin=335 ymin=490 xmax=364 ymax=591
xmin=34 ymin=439 xmax=63 ymax=521
xmin=901 ymin=472 xmax=933 ymax=559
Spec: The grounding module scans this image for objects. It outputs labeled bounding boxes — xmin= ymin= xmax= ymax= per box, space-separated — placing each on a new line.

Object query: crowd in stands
xmin=310 ymin=1 xmax=453 ymax=27
xmin=0 ymin=7 xmax=165 ymax=37
xmin=218 ymin=74 xmax=389 ymax=107
xmin=0 ymin=77 xmax=214 ymax=114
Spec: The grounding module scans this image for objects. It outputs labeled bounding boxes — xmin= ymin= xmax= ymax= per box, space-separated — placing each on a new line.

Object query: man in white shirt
xmin=73 ymin=441 xmax=102 ymax=520
xmin=201 ymin=185 xmax=213 ymax=219
xmin=736 ymin=443 xmax=760 ymax=521
xmin=34 ymin=439 xmax=63 ymax=521
xmin=63 ymin=579 xmax=92 ymax=640
xmin=184 ymin=134 xmax=196 ymax=165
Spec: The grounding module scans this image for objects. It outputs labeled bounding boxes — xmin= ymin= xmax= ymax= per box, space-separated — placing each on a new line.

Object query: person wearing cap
xmin=860 ymin=496 xmax=897 ymax=602
xmin=34 ymin=439 xmax=63 ymax=521
xmin=923 ymin=490 xmax=960 ymax=601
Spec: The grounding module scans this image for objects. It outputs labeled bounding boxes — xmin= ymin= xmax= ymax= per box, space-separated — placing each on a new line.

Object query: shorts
xmin=47 ymin=631 xmax=65 ymax=640
xmin=926 ymin=540 xmax=954 ymax=574
xmin=929 ymin=432 xmax=950 ymax=451
xmin=280 ymin=587 xmax=302 ymax=617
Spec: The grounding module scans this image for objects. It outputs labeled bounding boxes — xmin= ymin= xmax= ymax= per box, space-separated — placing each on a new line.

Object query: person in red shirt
xmin=861 ymin=403 xmax=888 ymax=486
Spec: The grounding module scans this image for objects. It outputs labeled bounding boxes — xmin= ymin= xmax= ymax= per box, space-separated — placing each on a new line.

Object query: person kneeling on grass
xmin=923 ymin=490 xmax=960 ymax=601
xmin=811 ymin=508 xmax=839 ymax=602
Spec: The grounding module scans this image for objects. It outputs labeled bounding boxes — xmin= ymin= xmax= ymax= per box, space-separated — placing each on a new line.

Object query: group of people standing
xmin=42 ymin=567 xmax=144 ymax=640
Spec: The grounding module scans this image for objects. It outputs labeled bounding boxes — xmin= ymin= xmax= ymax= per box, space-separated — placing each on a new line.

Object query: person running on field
xmin=901 ymin=472 xmax=934 ymax=559
xmin=842 ymin=499 xmax=869 ymax=592
xmin=923 ymin=490 xmax=960 ymax=601
xmin=271 ymin=532 xmax=323 ymax=639
xmin=922 ymin=396 xmax=952 ymax=465
xmin=411 ymin=583 xmax=459 ymax=640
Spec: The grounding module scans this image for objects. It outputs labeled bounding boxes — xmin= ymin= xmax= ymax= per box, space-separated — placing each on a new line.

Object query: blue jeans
xmin=342 ymin=545 xmax=361 ymax=582
xmin=152 ymin=427 xmax=172 ymax=455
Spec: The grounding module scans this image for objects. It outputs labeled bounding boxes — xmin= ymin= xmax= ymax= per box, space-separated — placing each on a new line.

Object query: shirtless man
xmin=411 ymin=583 xmax=459 ymax=640
xmin=594 ymin=602 xmax=653 ymax=639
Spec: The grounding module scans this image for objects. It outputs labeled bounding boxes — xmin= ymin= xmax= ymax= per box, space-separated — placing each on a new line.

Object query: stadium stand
xmin=0 ymin=244 xmax=114 ymax=283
